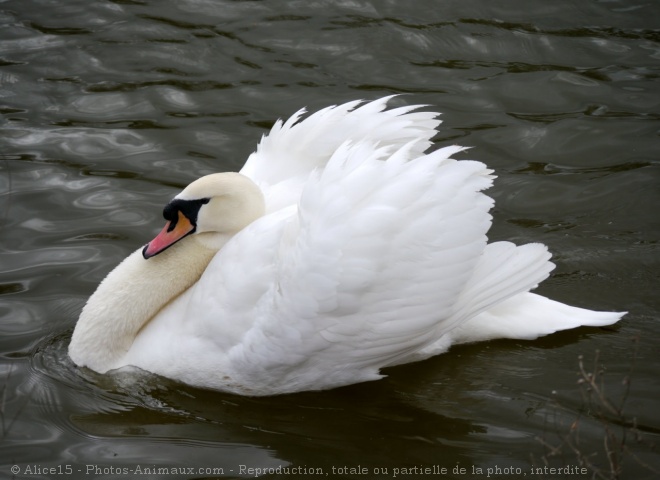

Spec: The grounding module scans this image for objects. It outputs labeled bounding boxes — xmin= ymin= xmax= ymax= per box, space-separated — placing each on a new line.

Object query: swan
xmin=69 ymin=97 xmax=625 ymax=395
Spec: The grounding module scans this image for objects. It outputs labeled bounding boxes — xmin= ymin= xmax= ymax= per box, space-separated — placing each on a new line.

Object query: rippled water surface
xmin=1 ymin=0 xmax=659 ymax=479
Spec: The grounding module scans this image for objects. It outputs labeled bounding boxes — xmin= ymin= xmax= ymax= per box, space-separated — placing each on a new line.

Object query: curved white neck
xmin=69 ymin=237 xmax=216 ymax=373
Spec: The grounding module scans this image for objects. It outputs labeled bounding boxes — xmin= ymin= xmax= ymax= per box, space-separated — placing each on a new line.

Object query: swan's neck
xmin=69 ymin=237 xmax=216 ymax=373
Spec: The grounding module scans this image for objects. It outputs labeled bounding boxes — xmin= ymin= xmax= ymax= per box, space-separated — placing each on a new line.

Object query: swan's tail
xmin=392 ymin=242 xmax=624 ymax=366
xmin=451 ymin=292 xmax=625 ymax=345
xmin=445 ymin=240 xmax=625 ymax=345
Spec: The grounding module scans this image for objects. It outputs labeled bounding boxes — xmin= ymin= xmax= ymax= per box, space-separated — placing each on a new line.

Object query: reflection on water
xmin=1 ymin=0 xmax=659 ymax=478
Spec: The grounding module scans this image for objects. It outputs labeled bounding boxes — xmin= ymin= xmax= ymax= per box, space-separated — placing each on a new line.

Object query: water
xmin=1 ymin=0 xmax=659 ymax=478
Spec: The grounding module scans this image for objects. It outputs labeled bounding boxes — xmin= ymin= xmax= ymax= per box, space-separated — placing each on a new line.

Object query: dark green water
xmin=1 ymin=1 xmax=658 ymax=479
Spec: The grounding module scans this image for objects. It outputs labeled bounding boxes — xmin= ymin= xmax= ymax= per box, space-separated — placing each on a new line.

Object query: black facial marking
xmin=163 ymin=198 xmax=210 ymax=231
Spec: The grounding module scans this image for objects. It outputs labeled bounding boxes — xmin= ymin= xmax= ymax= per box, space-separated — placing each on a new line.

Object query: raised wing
xmin=239 ymin=96 xmax=442 ymax=213
xmin=222 ymin=140 xmax=495 ymax=394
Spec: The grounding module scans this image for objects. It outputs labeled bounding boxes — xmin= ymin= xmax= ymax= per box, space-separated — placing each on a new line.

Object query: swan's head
xmin=142 ymin=172 xmax=265 ymax=259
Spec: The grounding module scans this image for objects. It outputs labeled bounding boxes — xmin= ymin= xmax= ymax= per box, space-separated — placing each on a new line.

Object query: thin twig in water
xmin=536 ymin=337 xmax=657 ymax=480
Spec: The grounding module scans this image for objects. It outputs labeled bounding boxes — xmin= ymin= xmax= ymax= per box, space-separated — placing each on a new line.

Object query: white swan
xmin=69 ymin=97 xmax=625 ymax=396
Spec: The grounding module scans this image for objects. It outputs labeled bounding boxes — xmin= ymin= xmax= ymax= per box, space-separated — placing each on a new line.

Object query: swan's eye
xmin=162 ymin=198 xmax=211 ymax=231
xmin=163 ymin=203 xmax=178 ymax=223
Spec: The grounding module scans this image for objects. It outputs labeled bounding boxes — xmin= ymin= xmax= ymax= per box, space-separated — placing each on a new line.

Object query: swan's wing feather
xmin=225 ymin=142 xmax=496 ymax=393
xmin=239 ymin=97 xmax=442 ymax=213
xmin=449 ymin=241 xmax=554 ymax=320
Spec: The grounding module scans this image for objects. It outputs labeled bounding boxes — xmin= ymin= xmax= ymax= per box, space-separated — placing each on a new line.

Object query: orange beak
xmin=142 ymin=210 xmax=195 ymax=259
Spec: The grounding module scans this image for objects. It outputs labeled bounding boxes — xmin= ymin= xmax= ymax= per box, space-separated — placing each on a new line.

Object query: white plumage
xmin=69 ymin=97 xmax=624 ymax=395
